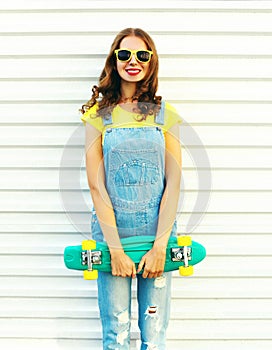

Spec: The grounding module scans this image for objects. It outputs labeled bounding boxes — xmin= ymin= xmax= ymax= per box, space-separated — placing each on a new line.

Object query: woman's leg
xmin=97 ymin=272 xmax=132 ymax=349
xmin=137 ymin=272 xmax=172 ymax=350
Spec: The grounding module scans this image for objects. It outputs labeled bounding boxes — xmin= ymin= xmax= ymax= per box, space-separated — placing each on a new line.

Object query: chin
xmin=122 ymin=74 xmax=145 ymax=83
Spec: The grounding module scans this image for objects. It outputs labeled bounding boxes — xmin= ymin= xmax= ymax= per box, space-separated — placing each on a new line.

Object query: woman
xmin=81 ymin=28 xmax=182 ymax=350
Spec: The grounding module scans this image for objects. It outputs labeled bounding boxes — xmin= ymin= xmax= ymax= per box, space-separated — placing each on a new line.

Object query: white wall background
xmin=0 ymin=1 xmax=272 ymax=349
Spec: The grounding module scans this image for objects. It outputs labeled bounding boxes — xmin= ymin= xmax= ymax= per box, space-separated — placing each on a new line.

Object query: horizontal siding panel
xmin=0 ymin=318 xmax=104 ymax=339
xmin=0 ymin=276 xmax=98 ymax=298
xmin=0 ymin=148 xmax=270 ymax=169
xmin=0 ymin=318 xmax=271 ymax=340
xmin=1 ymin=12 xmax=272 ymax=33
xmin=161 ymin=81 xmax=272 ymax=101
xmin=170 ymin=299 xmax=272 ymax=320
xmin=0 ymin=298 xmax=98 ymax=318
xmin=2 ymin=58 xmax=272 ymax=79
xmin=162 ymin=58 xmax=272 ymax=79
xmin=1 ymin=169 xmax=272 ymax=190
xmin=166 ymin=340 xmax=272 ymax=350
xmin=0 ymin=58 xmax=104 ymax=79
xmin=0 ymin=103 xmax=83 ymax=124
xmin=175 ymin=102 xmax=272 ymax=124
xmin=1 ymin=0 xmax=272 ymax=11
xmin=1 ymin=34 xmax=272 ymax=55
xmin=0 ymin=339 xmax=271 ymax=350
xmin=0 ymin=191 xmax=271 ymax=213
xmin=0 ymin=148 xmax=79 ymax=168
xmin=1 ymin=297 xmax=271 ymax=320
xmin=0 ymin=233 xmax=84 ymax=251
xmin=177 ymin=270 xmax=272 ymax=299
xmin=1 ymin=213 xmax=271 ymax=234
xmin=195 ymin=234 xmax=272 ymax=255
xmin=1 ymin=102 xmax=272 ymax=125
xmin=1 ymin=276 xmax=271 ymax=298
xmin=199 ymin=257 xmax=272 ymax=277
xmin=167 ymin=320 xmax=272 ymax=339
xmin=0 ymin=339 xmax=107 ymax=350
xmin=0 ymin=125 xmax=271 ymax=146
xmin=2 ymin=80 xmax=272 ymax=102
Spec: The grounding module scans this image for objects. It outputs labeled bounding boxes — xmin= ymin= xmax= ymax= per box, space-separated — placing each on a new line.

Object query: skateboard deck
xmin=64 ymin=235 xmax=206 ymax=280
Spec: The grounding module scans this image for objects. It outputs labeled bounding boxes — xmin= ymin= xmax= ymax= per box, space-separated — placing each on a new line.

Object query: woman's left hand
xmin=137 ymin=245 xmax=166 ymax=279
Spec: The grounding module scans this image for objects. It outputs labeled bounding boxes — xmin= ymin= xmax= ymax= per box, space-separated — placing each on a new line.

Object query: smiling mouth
xmin=126 ymin=69 xmax=141 ymax=76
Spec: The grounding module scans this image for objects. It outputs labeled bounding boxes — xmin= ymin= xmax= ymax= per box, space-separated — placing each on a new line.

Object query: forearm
xmin=90 ymin=185 xmax=137 ymax=277
xmin=154 ymin=123 xmax=182 ymax=249
xmin=137 ymin=181 xmax=180 ymax=278
xmin=154 ymin=180 xmax=180 ymax=249
xmin=90 ymin=185 xmax=123 ymax=251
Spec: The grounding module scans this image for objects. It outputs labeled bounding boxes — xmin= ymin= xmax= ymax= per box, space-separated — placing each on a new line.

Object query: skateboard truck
xmin=176 ymin=235 xmax=194 ymax=276
xmin=81 ymin=240 xmax=100 ymax=280
xmin=171 ymin=246 xmax=192 ymax=266
xmin=81 ymin=250 xmax=102 ymax=270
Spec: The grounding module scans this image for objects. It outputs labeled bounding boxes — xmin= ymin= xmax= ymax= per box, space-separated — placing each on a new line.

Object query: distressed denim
xmin=91 ymin=102 xmax=176 ymax=349
xmin=97 ymin=272 xmax=172 ymax=350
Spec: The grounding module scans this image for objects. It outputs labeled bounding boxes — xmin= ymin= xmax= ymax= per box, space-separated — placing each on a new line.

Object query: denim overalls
xmin=92 ymin=102 xmax=176 ymax=350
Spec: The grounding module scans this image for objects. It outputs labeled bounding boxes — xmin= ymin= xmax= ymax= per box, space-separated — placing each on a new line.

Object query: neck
xmin=120 ymin=82 xmax=137 ymax=104
xmin=119 ymin=96 xmax=137 ymax=104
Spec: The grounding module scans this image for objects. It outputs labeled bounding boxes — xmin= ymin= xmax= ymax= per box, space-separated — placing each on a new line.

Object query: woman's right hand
xmin=110 ymin=249 xmax=136 ymax=278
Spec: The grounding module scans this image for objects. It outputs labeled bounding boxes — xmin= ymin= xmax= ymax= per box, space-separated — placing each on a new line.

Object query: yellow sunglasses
xmin=114 ymin=49 xmax=153 ymax=63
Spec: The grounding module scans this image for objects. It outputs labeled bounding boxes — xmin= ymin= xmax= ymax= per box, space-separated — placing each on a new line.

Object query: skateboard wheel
xmin=82 ymin=240 xmax=96 ymax=250
xmin=177 ymin=235 xmax=192 ymax=247
xmin=83 ymin=269 xmax=98 ymax=280
xmin=179 ymin=265 xmax=194 ymax=277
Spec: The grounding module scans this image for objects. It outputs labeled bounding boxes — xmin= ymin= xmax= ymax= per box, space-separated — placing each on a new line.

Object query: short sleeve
xmin=164 ymin=102 xmax=182 ymax=131
xmin=80 ymin=104 xmax=104 ymax=133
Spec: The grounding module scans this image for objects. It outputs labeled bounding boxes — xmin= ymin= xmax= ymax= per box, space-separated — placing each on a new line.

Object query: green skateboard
xmin=64 ymin=235 xmax=206 ymax=280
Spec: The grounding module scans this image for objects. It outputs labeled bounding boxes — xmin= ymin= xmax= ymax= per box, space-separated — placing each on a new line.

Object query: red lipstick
xmin=126 ymin=69 xmax=141 ymax=76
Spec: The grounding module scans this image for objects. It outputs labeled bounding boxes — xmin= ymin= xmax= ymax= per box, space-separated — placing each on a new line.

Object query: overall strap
xmin=102 ymin=114 xmax=113 ymax=126
xmin=155 ymin=100 xmax=165 ymax=125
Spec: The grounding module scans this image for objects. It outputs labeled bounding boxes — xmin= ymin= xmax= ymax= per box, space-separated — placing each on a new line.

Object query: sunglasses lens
xmin=137 ymin=51 xmax=151 ymax=62
xmin=117 ymin=50 xmax=131 ymax=61
xmin=116 ymin=50 xmax=152 ymax=63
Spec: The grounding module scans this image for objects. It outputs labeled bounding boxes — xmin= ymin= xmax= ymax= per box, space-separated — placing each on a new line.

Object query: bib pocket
xmin=109 ymin=148 xmax=160 ymax=187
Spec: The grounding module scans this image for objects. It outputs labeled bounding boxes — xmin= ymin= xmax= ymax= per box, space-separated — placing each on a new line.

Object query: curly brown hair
xmin=80 ymin=28 xmax=162 ymax=119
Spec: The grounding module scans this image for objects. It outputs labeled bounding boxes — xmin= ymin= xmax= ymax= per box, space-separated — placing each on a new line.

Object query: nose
xmin=129 ymin=52 xmax=138 ymax=64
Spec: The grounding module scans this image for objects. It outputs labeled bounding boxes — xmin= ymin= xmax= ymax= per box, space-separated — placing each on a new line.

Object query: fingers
xmin=142 ymin=260 xmax=164 ymax=278
xmin=111 ymin=253 xmax=164 ymax=279
xmin=141 ymin=259 xmax=164 ymax=279
xmin=112 ymin=267 xmax=136 ymax=278
xmin=111 ymin=258 xmax=136 ymax=278
xmin=112 ymin=269 xmax=133 ymax=278
xmin=142 ymin=268 xmax=163 ymax=279
xmin=138 ymin=254 xmax=164 ymax=279
xmin=132 ymin=264 xmax=137 ymax=279
xmin=137 ymin=257 xmax=145 ymax=274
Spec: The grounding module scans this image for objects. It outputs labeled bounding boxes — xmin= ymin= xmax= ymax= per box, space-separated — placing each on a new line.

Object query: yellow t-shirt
xmin=81 ymin=102 xmax=182 ymax=136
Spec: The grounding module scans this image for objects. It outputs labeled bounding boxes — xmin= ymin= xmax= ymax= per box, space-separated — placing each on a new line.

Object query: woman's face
xmin=116 ymin=36 xmax=151 ymax=83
